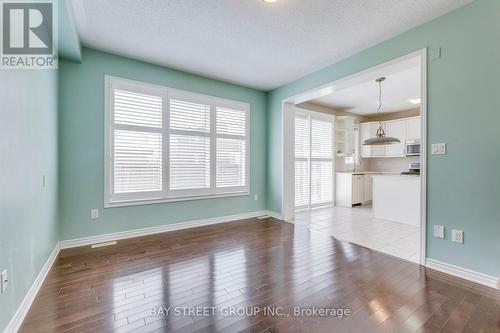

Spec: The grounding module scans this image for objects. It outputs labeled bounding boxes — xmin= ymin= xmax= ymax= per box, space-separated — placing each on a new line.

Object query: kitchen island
xmin=372 ymin=174 xmax=420 ymax=226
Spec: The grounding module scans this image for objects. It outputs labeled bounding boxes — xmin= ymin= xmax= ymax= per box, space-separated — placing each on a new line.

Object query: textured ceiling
xmin=71 ymin=0 xmax=472 ymax=90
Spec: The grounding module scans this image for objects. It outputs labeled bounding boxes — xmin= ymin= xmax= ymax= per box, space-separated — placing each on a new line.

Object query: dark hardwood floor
xmin=20 ymin=217 xmax=499 ymax=333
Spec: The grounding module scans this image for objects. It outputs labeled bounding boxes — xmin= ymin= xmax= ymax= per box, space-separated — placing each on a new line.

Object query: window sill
xmin=104 ymin=191 xmax=250 ymax=208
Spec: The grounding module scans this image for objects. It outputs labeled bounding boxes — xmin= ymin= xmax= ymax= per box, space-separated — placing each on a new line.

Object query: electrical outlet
xmin=431 ymin=143 xmax=446 ymax=155
xmin=452 ymin=229 xmax=464 ymax=244
xmin=1 ymin=270 xmax=8 ymax=293
xmin=253 ymin=194 xmax=258 ymax=201
xmin=91 ymin=209 xmax=99 ymax=219
xmin=433 ymin=225 xmax=445 ymax=239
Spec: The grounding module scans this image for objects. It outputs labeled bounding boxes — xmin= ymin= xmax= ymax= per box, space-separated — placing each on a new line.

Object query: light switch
xmin=434 ymin=225 xmax=445 ymax=239
xmin=431 ymin=47 xmax=441 ymax=61
xmin=452 ymin=229 xmax=464 ymax=244
xmin=431 ymin=143 xmax=446 ymax=155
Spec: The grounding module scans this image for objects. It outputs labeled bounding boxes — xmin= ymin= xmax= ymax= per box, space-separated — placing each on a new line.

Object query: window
xmin=105 ymin=76 xmax=250 ymax=206
xmin=294 ymin=109 xmax=334 ymax=210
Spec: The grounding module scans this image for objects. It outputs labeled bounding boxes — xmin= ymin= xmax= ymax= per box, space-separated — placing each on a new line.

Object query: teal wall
xmin=266 ymin=0 xmax=500 ymax=277
xmin=3 ymin=0 xmax=499 ymax=331
xmin=0 ymin=70 xmax=59 ymax=331
xmin=59 ymin=48 xmax=267 ymax=240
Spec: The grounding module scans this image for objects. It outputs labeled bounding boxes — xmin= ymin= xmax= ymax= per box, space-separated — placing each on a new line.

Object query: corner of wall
xmin=58 ymin=0 xmax=82 ymax=62
xmin=264 ymin=90 xmax=271 ymax=211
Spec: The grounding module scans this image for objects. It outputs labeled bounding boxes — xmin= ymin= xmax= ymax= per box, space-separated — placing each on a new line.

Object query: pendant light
xmin=362 ymin=77 xmax=401 ymax=146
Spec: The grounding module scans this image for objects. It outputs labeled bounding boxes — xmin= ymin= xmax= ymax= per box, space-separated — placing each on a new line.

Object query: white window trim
xmin=104 ymin=75 xmax=250 ymax=208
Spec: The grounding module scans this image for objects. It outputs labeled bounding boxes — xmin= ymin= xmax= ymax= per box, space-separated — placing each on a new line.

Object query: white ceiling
xmin=71 ymin=0 xmax=472 ymax=90
xmin=309 ymin=64 xmax=421 ymax=115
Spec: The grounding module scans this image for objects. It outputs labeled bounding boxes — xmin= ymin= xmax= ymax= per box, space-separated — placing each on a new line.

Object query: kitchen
xmin=293 ymin=55 xmax=423 ymax=263
xmin=336 ymin=114 xmax=421 ymax=227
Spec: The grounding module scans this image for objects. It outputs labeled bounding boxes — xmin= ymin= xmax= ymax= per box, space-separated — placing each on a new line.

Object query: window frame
xmin=104 ymin=75 xmax=250 ymax=208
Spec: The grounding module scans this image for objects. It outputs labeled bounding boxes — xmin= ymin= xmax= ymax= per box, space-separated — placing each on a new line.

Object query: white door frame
xmin=281 ymin=49 xmax=428 ymax=265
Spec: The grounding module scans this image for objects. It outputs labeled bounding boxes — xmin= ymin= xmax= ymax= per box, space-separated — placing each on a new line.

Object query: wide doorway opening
xmin=283 ymin=50 xmax=427 ymax=264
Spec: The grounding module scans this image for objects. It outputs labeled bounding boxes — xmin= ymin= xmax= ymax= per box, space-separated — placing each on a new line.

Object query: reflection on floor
xmin=294 ymin=205 xmax=421 ymax=264
xmin=20 ymin=217 xmax=499 ymax=332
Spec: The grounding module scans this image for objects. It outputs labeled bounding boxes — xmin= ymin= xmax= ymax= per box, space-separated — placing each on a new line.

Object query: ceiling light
xmin=363 ymin=77 xmax=401 ymax=146
xmin=263 ymin=0 xmax=278 ymax=2
xmin=408 ymin=97 xmax=421 ymax=104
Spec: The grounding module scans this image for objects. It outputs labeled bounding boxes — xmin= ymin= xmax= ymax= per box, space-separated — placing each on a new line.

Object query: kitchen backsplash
xmin=363 ymin=156 xmax=420 ymax=172
xmin=336 ymin=156 xmax=420 ymax=172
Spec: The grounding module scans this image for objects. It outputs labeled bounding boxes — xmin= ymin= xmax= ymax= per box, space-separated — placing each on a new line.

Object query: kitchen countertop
xmin=371 ymin=173 xmax=420 ymax=178
xmin=336 ymin=171 xmax=420 ymax=177
xmin=336 ymin=171 xmax=401 ymax=175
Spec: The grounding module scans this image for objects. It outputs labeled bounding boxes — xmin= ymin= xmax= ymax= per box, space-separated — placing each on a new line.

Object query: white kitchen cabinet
xmin=360 ymin=116 xmax=421 ymax=158
xmin=352 ymin=175 xmax=364 ymax=204
xmin=385 ymin=119 xmax=407 ymax=157
xmin=372 ymin=175 xmax=420 ymax=226
xmin=335 ymin=173 xmax=365 ymax=207
xmin=360 ymin=122 xmax=371 ymax=158
xmin=406 ymin=117 xmax=421 ymax=141
xmin=363 ymin=174 xmax=373 ymax=203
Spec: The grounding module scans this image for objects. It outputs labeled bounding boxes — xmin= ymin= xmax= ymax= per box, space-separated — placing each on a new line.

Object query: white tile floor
xmin=293 ymin=205 xmax=421 ymax=264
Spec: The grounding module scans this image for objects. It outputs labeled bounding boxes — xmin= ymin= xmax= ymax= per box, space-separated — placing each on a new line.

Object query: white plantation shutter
xmin=110 ymin=86 xmax=164 ymax=201
xmin=216 ymin=107 xmax=247 ymax=190
xmin=114 ymin=130 xmax=162 ymax=193
xmin=170 ymin=99 xmax=210 ymax=132
xmin=295 ymin=160 xmax=309 ymax=208
xmin=295 ymin=113 xmax=309 ymax=208
xmin=169 ymin=134 xmax=210 ymax=190
xmin=294 ymin=109 xmax=334 ymax=210
xmin=311 ymin=117 xmax=333 ymax=206
xmin=169 ymin=97 xmax=211 ymax=194
xmin=216 ymin=107 xmax=246 ymax=136
xmin=311 ymin=118 xmax=333 ymax=159
xmin=114 ymin=89 xmax=162 ymax=128
xmin=311 ymin=161 xmax=333 ymax=205
xmin=105 ymin=76 xmax=249 ymax=206
xmin=216 ymin=138 xmax=246 ymax=187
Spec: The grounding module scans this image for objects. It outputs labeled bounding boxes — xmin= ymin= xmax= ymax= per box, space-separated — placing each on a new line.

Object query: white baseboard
xmin=426 ymin=258 xmax=499 ymax=290
xmin=265 ymin=210 xmax=283 ymax=220
xmin=60 ymin=210 xmax=271 ymax=249
xmin=4 ymin=243 xmax=60 ymax=333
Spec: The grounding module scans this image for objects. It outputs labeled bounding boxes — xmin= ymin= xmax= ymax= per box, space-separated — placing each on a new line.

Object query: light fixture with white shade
xmin=362 ymin=77 xmax=401 ymax=146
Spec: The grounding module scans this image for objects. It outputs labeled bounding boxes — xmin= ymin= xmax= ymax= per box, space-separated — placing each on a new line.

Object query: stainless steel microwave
xmin=405 ymin=140 xmax=420 ymax=156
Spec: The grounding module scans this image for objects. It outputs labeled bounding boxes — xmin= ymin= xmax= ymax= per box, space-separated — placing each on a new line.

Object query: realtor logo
xmin=1 ymin=0 xmax=57 ymax=69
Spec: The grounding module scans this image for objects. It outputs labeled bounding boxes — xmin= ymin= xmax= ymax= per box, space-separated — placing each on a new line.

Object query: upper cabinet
xmin=359 ymin=122 xmax=371 ymax=157
xmin=406 ymin=117 xmax=421 ymax=141
xmin=360 ymin=116 xmax=420 ymax=158
xmin=385 ymin=119 xmax=407 ymax=157
xmin=335 ymin=116 xmax=355 ymax=157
